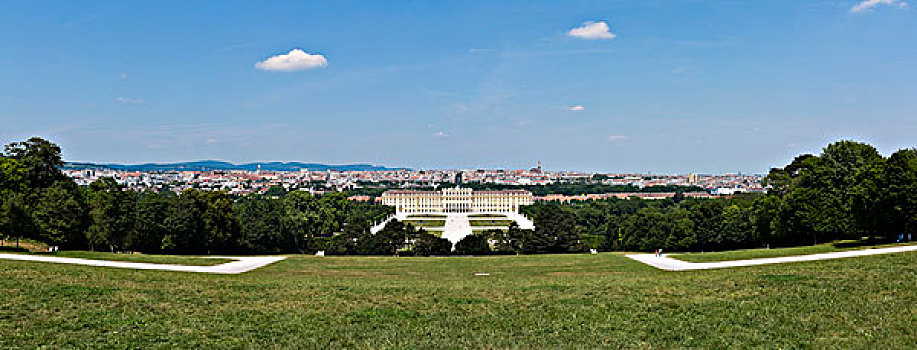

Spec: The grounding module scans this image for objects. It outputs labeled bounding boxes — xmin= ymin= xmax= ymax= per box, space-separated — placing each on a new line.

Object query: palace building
xmin=381 ymin=187 xmax=534 ymax=214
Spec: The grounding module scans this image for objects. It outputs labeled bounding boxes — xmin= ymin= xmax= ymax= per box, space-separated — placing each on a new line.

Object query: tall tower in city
xmin=538 ymin=160 xmax=542 ymax=173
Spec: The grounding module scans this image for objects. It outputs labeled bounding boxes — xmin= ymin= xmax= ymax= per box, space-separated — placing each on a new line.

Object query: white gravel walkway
xmin=0 ymin=254 xmax=286 ymax=274
xmin=627 ymin=244 xmax=917 ymax=271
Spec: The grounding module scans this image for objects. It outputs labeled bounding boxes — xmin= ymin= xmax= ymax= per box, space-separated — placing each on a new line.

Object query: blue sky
xmin=2 ymin=0 xmax=916 ymax=173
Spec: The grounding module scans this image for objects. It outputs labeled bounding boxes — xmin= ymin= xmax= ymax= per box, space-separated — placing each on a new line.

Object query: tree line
xmin=0 ymin=137 xmax=393 ymax=254
xmin=518 ymin=140 xmax=917 ymax=252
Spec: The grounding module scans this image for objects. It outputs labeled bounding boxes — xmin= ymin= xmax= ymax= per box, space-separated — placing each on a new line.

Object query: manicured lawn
xmin=402 ymin=219 xmax=446 ymax=228
xmin=671 ymin=242 xmax=917 ymax=262
xmin=473 ymin=229 xmax=506 ymax=235
xmin=467 ymin=214 xmax=507 ymax=218
xmin=469 ymin=219 xmax=513 ymax=227
xmin=406 ymin=214 xmax=446 ymax=218
xmin=3 ymin=252 xmax=917 ymax=348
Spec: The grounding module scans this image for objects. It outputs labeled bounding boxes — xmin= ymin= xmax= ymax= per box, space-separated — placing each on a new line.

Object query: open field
xmin=672 ymin=242 xmax=917 ymax=262
xmin=3 ymin=249 xmax=917 ymax=348
xmin=468 ymin=219 xmax=514 ymax=227
xmin=402 ymin=219 xmax=446 ymax=228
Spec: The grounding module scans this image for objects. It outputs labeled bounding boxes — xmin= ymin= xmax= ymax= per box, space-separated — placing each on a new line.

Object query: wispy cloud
xmin=850 ymin=0 xmax=907 ymax=13
xmin=607 ymin=135 xmax=631 ymax=142
xmin=501 ymin=48 xmax=615 ymax=59
xmin=255 ymin=49 xmax=328 ymax=72
xmin=677 ymin=39 xmax=733 ymax=48
xmin=569 ymin=105 xmax=585 ymax=111
xmin=434 ymin=130 xmax=449 ymax=137
xmin=114 ymin=97 xmax=146 ymax=104
xmin=568 ymin=21 xmax=616 ymax=40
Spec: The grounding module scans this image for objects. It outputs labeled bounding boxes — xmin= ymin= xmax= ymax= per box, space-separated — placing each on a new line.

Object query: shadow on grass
xmin=832 ymin=238 xmax=895 ymax=248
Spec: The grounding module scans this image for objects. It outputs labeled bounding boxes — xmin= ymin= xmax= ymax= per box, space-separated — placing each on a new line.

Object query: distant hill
xmin=65 ymin=160 xmax=408 ymax=172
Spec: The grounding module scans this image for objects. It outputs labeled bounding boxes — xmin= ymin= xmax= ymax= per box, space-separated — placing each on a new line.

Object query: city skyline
xmin=2 ymin=1 xmax=916 ymax=173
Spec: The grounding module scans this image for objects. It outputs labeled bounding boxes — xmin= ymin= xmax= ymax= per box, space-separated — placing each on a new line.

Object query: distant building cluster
xmin=63 ymin=165 xmax=764 ymax=197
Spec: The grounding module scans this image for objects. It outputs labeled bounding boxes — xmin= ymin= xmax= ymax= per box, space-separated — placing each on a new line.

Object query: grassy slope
xmin=52 ymin=251 xmax=235 ymax=266
xmin=672 ymin=242 xmax=915 ymax=262
xmin=3 ymin=251 xmax=234 ymax=266
xmin=3 ymin=252 xmax=917 ymax=348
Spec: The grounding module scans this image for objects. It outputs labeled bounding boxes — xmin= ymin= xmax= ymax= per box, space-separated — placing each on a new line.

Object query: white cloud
xmin=255 ymin=49 xmax=328 ymax=72
xmin=850 ymin=0 xmax=907 ymax=13
xmin=434 ymin=130 xmax=448 ymax=137
xmin=569 ymin=105 xmax=585 ymax=111
xmin=568 ymin=21 xmax=616 ymax=40
xmin=120 ymin=73 xmax=128 ymax=80
xmin=205 ymin=138 xmax=219 ymax=145
xmin=607 ymin=135 xmax=630 ymax=142
xmin=114 ymin=97 xmax=145 ymax=104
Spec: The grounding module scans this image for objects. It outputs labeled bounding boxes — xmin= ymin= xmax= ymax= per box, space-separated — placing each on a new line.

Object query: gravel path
xmin=0 ymin=254 xmax=286 ymax=274
xmin=626 ymin=244 xmax=917 ymax=271
xmin=442 ymin=214 xmax=473 ymax=244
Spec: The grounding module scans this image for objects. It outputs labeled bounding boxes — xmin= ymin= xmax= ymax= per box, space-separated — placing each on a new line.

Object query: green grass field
xmin=468 ymin=219 xmax=513 ymax=227
xmin=3 ymin=248 xmax=917 ymax=348
xmin=672 ymin=242 xmax=916 ymax=262
xmin=402 ymin=219 xmax=446 ymax=228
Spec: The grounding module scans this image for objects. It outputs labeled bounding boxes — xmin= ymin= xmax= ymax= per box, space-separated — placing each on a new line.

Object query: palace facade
xmin=381 ymin=187 xmax=534 ymax=214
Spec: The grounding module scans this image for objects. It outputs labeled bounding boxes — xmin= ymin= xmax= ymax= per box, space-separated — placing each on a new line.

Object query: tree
xmin=326 ymin=221 xmax=367 ymax=255
xmin=87 ymin=178 xmax=136 ymax=252
xmin=884 ymin=149 xmax=917 ymax=238
xmin=412 ymin=231 xmax=452 ymax=256
xmin=454 ymin=234 xmax=490 ymax=255
xmin=193 ymin=190 xmax=240 ymax=254
xmin=686 ymin=200 xmax=725 ymax=251
xmin=620 ymin=207 xmax=695 ymax=251
xmin=163 ymin=191 xmax=204 ymax=253
xmin=133 ymin=192 xmax=171 ymax=253
xmin=751 ymin=195 xmax=781 ymax=246
xmin=31 ymin=182 xmax=88 ymax=248
xmin=719 ymin=204 xmax=753 ymax=249
xmin=0 ymin=158 xmax=30 ymax=246
xmin=235 ymin=196 xmax=286 ymax=253
xmin=851 ymin=158 xmax=888 ymax=239
xmin=489 ymin=223 xmax=525 ymax=254
xmin=527 ymin=204 xmax=583 ymax=253
xmin=3 ymin=137 xmax=66 ymax=190
xmin=282 ymin=191 xmax=320 ymax=252
xmin=0 ymin=191 xmax=32 ymax=247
